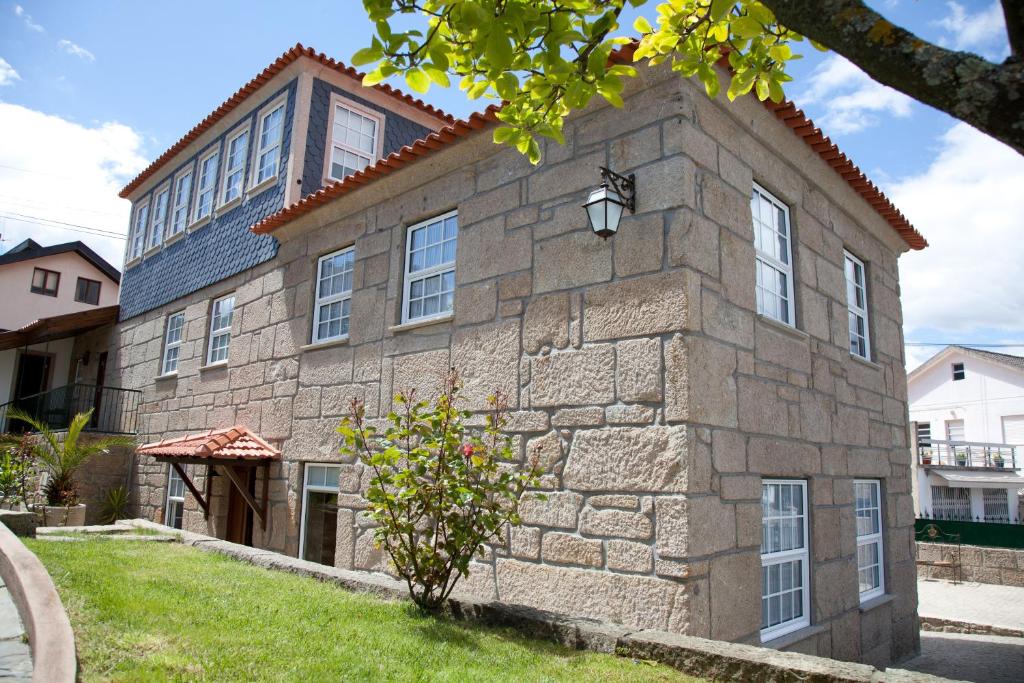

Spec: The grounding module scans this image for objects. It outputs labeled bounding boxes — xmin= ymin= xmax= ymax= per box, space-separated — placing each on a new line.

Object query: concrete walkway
xmin=918 ymin=579 xmax=1024 ymax=633
xmin=0 ymin=576 xmax=32 ymax=681
xmin=902 ymin=632 xmax=1024 ymax=683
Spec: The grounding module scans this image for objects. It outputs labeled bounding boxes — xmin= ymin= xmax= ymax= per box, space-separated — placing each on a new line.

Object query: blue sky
xmin=0 ymin=0 xmax=1021 ymax=369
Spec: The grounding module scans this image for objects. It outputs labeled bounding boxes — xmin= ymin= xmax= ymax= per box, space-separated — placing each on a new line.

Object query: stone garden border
xmin=0 ymin=520 xmax=76 ymax=683
xmin=124 ymin=518 xmax=956 ymax=682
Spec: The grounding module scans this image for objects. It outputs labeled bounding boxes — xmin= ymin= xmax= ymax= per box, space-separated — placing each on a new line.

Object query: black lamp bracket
xmin=599 ymin=167 xmax=636 ymax=212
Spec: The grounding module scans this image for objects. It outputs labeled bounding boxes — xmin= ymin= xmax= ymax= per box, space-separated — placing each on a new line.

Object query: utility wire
xmin=906 ymin=342 xmax=1024 ymax=348
xmin=0 ymin=211 xmax=126 ymax=239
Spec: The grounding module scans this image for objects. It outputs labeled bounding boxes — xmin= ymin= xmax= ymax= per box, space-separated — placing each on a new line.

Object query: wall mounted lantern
xmin=583 ymin=167 xmax=636 ymax=239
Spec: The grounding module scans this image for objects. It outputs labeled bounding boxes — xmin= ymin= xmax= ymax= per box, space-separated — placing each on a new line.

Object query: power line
xmin=0 ymin=195 xmax=124 ymax=218
xmin=0 ymin=212 xmax=126 ymax=241
xmin=906 ymin=342 xmax=1024 ymax=348
xmin=0 ymin=211 xmax=125 ymax=237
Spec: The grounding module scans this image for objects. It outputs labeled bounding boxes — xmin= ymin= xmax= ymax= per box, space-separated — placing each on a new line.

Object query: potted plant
xmin=955 ymin=448 xmax=968 ymax=467
xmin=7 ymin=408 xmax=134 ymax=527
xmin=920 ymin=449 xmax=933 ymax=465
xmin=0 ymin=434 xmax=35 ymax=510
xmin=993 ymin=452 xmax=1005 ymax=468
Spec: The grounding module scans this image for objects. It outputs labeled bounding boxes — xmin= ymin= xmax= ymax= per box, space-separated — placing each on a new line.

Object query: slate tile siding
xmin=301 ymin=78 xmax=435 ymax=195
xmin=119 ymin=81 xmax=297 ymax=321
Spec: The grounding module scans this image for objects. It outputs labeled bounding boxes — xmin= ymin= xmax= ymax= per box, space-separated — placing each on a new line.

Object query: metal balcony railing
xmin=0 ymin=383 xmax=141 ymax=435
xmin=917 ymin=439 xmax=1017 ymax=470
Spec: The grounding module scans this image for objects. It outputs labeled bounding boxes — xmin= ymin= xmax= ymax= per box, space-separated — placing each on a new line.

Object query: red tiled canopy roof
xmin=138 ymin=426 xmax=281 ymax=461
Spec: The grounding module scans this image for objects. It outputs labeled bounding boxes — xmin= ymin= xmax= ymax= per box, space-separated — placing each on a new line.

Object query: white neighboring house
xmin=908 ymin=346 xmax=1024 ymax=524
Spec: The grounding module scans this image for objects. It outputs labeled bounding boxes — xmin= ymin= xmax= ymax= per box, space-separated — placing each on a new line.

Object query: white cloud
xmin=0 ymin=103 xmax=148 ymax=266
xmin=934 ymin=1 xmax=1009 ymax=59
xmin=0 ymin=58 xmax=20 ymax=86
xmin=13 ymin=5 xmax=43 ymax=32
xmin=896 ymin=123 xmax=1024 ymax=364
xmin=797 ymin=55 xmax=914 ymax=134
xmin=57 ymin=39 xmax=95 ymax=62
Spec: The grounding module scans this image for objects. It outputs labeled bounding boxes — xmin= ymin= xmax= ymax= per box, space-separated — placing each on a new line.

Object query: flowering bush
xmin=339 ymin=370 xmax=541 ymax=610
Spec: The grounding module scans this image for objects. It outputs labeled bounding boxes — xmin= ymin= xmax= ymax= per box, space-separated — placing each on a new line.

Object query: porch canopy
xmin=138 ymin=426 xmax=280 ymax=528
xmin=0 ymin=305 xmax=119 ymax=351
xmin=933 ymin=470 xmax=1024 ymax=489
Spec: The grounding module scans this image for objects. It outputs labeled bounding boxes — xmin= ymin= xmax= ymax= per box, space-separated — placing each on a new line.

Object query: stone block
xmin=701 ymin=173 xmax=751 ymax=232
xmin=454 ymin=280 xmax=497 ymax=326
xmin=563 ymin=425 xmax=690 ymax=492
xmin=720 ymin=475 xmax=760 ymax=501
xmin=681 ymin=335 xmax=738 ymax=427
xmin=509 ymin=526 xmax=541 ymax=560
xmin=747 ymin=436 xmax=820 ymax=476
xmin=605 ymin=404 xmax=656 ymax=424
xmin=664 ymin=334 xmax=689 ymax=423
xmin=588 ymin=495 xmax=639 ymax=510
xmin=523 ymin=292 xmax=570 ymax=353
xmin=457 ymin=218 xmax=532 ymax=285
xmin=719 ymin=227 xmax=756 ymax=311
xmin=542 ymin=532 xmax=603 ymax=567
xmin=709 ymin=550 xmax=762 ymax=641
xmin=390 ymin=349 xmax=450 ymax=403
xmin=583 ymin=270 xmax=697 ymax=342
xmin=451 ymin=320 xmax=520 ymax=411
xmin=580 ymin=509 xmax=653 ymax=540
xmin=613 ymin=213 xmax=664 ymax=277
xmin=530 ymin=345 xmax=615 ymax=407
xmin=667 ymin=209 xmax=720 ymax=278
xmin=616 ymin=337 xmax=662 ymax=402
xmin=711 ymin=429 xmax=747 ymax=473
xmin=533 ymin=230 xmax=612 ymax=294
xmin=551 ymin=407 xmax=605 ymax=427
xmin=526 ymin=431 xmax=564 ymax=471
xmin=606 ymin=540 xmax=654 ymax=573
xmin=657 ymin=496 xmax=737 ymax=558
xmin=518 ymin=491 xmax=583 ymax=529
xmin=737 ymin=376 xmax=790 ymax=437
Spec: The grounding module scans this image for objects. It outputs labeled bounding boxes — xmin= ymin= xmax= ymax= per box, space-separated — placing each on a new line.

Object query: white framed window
xmin=220 ymin=126 xmax=250 ymax=205
xmin=761 ymin=479 xmax=810 ymax=641
xmin=192 ymin=148 xmax=220 ymax=223
xmin=299 ymin=463 xmax=341 ymax=566
xmin=169 ymin=168 xmax=193 ymax=238
xmin=326 ymin=97 xmax=383 ymax=182
xmin=855 ymin=480 xmax=885 ymax=602
xmin=206 ymin=294 xmax=235 ymax=365
xmin=402 ymin=211 xmax=457 ymax=324
xmin=312 ymin=247 xmax=355 ymax=343
xmin=752 ymin=183 xmax=795 ymax=326
xmin=165 ymin=464 xmax=185 ymax=529
xmin=844 ymin=251 xmax=870 ymax=360
xmin=128 ymin=200 xmax=149 ymax=260
xmin=161 ymin=311 xmax=185 ymax=375
xmin=147 ymin=185 xmax=170 ymax=251
xmin=253 ymin=100 xmax=285 ymax=186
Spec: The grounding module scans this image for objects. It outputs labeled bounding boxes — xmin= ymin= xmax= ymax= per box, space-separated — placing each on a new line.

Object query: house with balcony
xmin=909 ymin=346 xmax=1024 ymax=524
xmin=104 ymin=43 xmax=930 ymax=666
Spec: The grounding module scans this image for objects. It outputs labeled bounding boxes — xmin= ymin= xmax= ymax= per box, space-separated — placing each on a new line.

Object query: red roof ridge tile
xmin=138 ymin=425 xmax=281 ymax=461
xmin=118 ymin=43 xmax=455 ymax=199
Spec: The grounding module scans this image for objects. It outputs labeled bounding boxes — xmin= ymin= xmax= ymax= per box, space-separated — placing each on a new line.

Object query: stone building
xmin=102 ymin=44 xmax=927 ymax=666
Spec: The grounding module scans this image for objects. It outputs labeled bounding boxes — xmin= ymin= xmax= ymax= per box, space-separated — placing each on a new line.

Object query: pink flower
xmin=462 ymin=444 xmax=474 ymax=458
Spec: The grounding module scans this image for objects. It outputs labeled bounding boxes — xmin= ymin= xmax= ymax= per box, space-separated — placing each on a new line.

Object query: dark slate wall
xmin=119 ymin=80 xmax=297 ymax=321
xmin=301 ymin=78 xmax=434 ymax=194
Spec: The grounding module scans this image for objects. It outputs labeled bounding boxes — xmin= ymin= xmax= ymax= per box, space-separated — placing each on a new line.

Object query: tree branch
xmin=765 ymin=0 xmax=1024 ymax=155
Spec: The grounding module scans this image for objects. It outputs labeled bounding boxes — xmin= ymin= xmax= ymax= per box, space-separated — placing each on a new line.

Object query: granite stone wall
xmin=111 ymin=63 xmax=918 ymax=665
xmin=917 ymin=541 xmax=1024 ymax=586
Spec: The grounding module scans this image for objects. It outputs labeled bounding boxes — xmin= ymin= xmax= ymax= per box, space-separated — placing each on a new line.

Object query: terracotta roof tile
xmin=118 ymin=43 xmax=454 ymax=199
xmin=138 ymin=425 xmax=281 ymax=461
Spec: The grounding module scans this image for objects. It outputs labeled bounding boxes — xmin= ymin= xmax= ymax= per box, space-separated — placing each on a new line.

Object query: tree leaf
xmin=405 ymin=68 xmax=431 ymax=94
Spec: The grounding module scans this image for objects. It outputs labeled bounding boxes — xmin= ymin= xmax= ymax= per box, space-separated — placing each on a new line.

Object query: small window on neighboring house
xmin=403 ymin=211 xmax=457 ymax=324
xmin=254 ymin=102 xmax=285 ymax=186
xmin=844 ymin=251 xmax=870 ymax=360
xmin=74 ymin=278 xmax=101 ymax=305
xmin=855 ymin=480 xmax=885 ymax=602
xmin=313 ymin=247 xmax=355 ymax=343
xmin=128 ymin=201 xmax=149 ymax=260
xmin=148 ymin=186 xmax=170 ymax=250
xmin=327 ymin=100 xmax=382 ymax=181
xmin=193 ymin=149 xmax=220 ymax=223
xmin=760 ymin=479 xmax=810 ymax=641
xmin=206 ymin=295 xmax=235 ymax=365
xmin=30 ymin=267 xmax=59 ymax=296
xmin=169 ymin=168 xmax=193 ymax=238
xmin=161 ymin=311 xmax=185 ymax=375
xmin=165 ymin=465 xmax=185 ymax=529
xmin=915 ymin=422 xmax=931 ymax=447
xmin=952 ymin=362 xmax=966 ymax=381
xmin=983 ymin=488 xmax=1009 ymax=522
xmin=930 ymin=485 xmax=971 ymax=521
xmin=220 ymin=126 xmax=250 ymax=205
xmin=752 ymin=184 xmax=795 ymax=326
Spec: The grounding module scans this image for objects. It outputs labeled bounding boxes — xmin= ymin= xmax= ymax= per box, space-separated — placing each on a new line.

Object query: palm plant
xmin=6 ymin=408 xmax=135 ymax=507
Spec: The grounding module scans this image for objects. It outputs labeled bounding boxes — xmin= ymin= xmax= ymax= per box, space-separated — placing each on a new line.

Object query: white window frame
xmin=323 ymin=94 xmax=385 ymax=184
xmin=312 ymin=247 xmax=355 ymax=344
xmin=147 ymin=184 xmax=171 ymax=252
xmin=128 ymin=199 xmax=150 ymax=261
xmin=752 ymin=183 xmax=796 ymax=327
xmin=219 ymin=124 xmax=250 ymax=206
xmin=760 ymin=479 xmax=811 ymax=642
xmin=401 ymin=210 xmax=458 ymax=325
xmin=168 ymin=166 xmax=193 ymax=239
xmin=299 ymin=463 xmax=341 ymax=563
xmin=251 ymin=96 xmax=287 ymax=189
xmin=191 ymin=147 xmax=221 ymax=225
xmin=161 ymin=311 xmax=186 ymax=376
xmin=165 ymin=464 xmax=186 ymax=529
xmin=206 ymin=294 xmax=235 ymax=366
xmin=855 ymin=479 xmax=885 ymax=603
xmin=844 ymin=250 xmax=871 ymax=360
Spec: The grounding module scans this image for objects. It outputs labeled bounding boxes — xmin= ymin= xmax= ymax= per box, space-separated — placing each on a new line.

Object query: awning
xmin=0 ymin=305 xmax=119 ymax=351
xmin=934 ymin=470 xmax=1024 ymax=489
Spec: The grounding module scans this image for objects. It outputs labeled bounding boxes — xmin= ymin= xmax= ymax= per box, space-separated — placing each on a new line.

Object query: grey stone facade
xmin=111 ymin=62 xmax=918 ymax=665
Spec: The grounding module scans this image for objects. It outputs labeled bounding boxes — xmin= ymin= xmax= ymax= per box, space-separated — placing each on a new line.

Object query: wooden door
xmin=225 ymin=467 xmax=254 ymax=546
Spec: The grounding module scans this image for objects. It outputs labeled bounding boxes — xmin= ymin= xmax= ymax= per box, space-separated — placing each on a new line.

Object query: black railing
xmin=0 ymin=383 xmax=141 ymax=435
xmin=916 ymin=517 xmax=1024 ymax=549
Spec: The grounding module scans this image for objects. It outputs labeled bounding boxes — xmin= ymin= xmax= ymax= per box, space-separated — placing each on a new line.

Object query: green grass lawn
xmin=28 ymin=538 xmax=700 ymax=682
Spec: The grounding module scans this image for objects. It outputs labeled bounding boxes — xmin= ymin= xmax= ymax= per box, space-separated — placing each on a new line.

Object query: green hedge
xmin=916 ymin=518 xmax=1024 ymax=550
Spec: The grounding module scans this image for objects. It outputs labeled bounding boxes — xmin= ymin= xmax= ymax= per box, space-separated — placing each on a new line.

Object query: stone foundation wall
xmin=111 ymin=62 xmax=918 ymax=665
xmin=917 ymin=541 xmax=1024 ymax=586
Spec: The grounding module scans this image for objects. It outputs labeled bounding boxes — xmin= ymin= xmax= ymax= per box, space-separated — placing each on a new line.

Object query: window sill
xmin=216 ymin=196 xmax=242 ymax=214
xmin=849 ymin=353 xmax=883 ymax=372
xmin=762 ymin=623 xmax=825 ymax=650
xmin=124 ymin=256 xmax=142 ymax=269
xmin=155 ymin=372 xmax=178 ymax=382
xmin=198 ymin=361 xmax=227 ymax=373
xmin=756 ymin=314 xmax=810 ymax=342
xmin=30 ymin=290 xmax=58 ymax=297
xmin=164 ymin=231 xmax=186 ymax=247
xmin=300 ymin=337 xmax=349 ymax=352
xmin=859 ymin=593 xmax=894 ymax=613
xmin=247 ymin=176 xmax=278 ymax=198
xmin=188 ymin=215 xmax=212 ymax=232
xmin=143 ymin=244 xmax=162 ymax=258
xmin=389 ymin=313 xmax=453 ymax=334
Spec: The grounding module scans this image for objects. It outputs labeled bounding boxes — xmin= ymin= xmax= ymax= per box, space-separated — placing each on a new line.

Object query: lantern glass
xmin=584 ymin=185 xmax=625 ymax=239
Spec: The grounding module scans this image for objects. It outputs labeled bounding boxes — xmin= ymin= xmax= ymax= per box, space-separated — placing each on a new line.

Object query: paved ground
xmin=0 ymin=577 xmax=32 ymax=681
xmin=917 ymin=579 xmax=1024 ymax=632
xmin=901 ymin=632 xmax=1024 ymax=683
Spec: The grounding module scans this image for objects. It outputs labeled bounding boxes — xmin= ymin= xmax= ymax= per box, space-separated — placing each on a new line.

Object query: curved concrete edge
xmin=0 ymin=521 xmax=76 ymax=683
